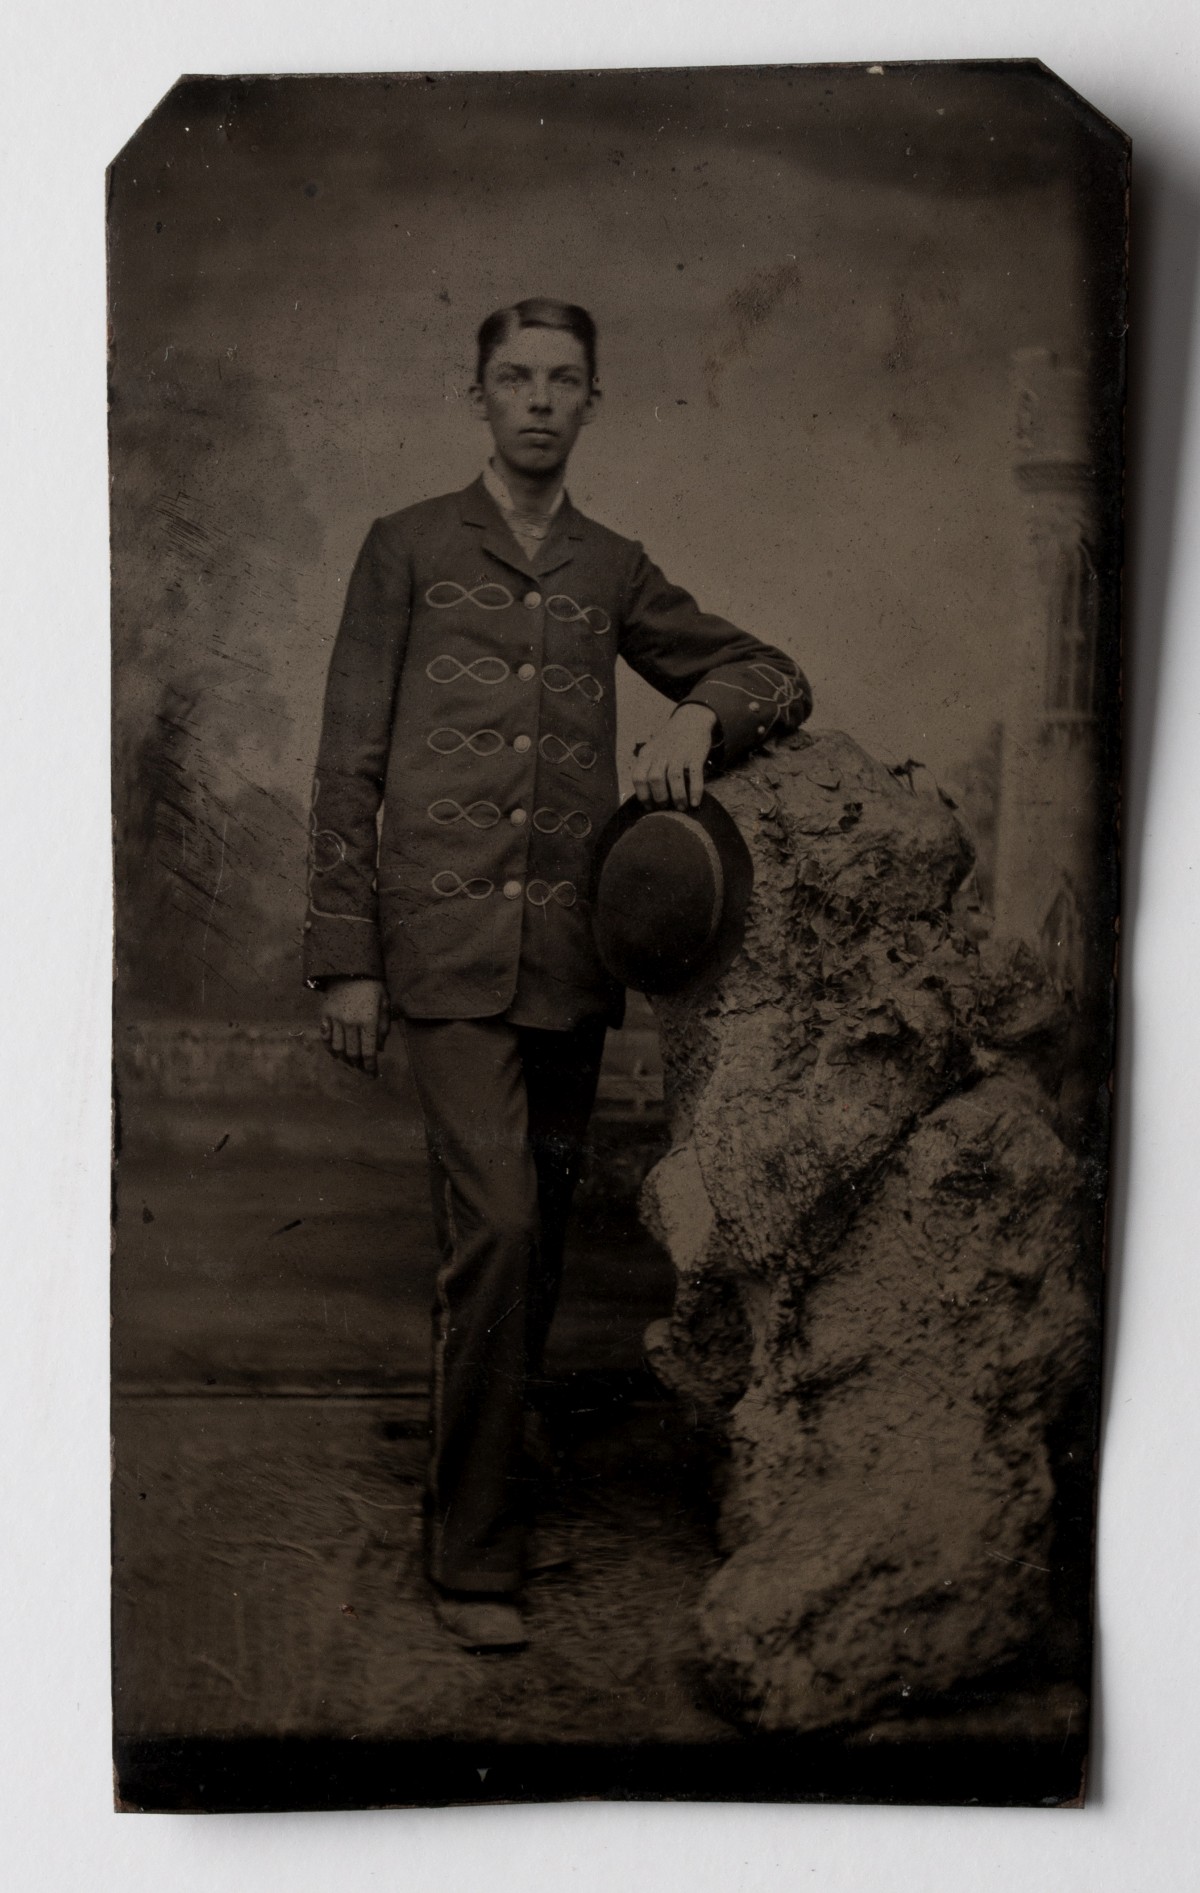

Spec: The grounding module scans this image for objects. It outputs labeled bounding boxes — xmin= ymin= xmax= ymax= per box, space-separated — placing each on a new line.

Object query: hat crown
xmin=591 ymin=795 xmax=753 ymax=995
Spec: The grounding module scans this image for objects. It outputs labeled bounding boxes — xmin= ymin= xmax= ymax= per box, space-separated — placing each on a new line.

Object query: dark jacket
xmin=304 ymin=478 xmax=811 ymax=1026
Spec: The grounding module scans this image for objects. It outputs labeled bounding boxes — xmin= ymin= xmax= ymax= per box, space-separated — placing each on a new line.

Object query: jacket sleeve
xmin=303 ymin=519 xmax=412 ymax=987
xmin=617 ymin=545 xmax=812 ymax=766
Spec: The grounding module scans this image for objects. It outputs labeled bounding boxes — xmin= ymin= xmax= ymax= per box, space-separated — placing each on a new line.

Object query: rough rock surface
xmin=640 ymin=728 xmax=1098 ymax=1735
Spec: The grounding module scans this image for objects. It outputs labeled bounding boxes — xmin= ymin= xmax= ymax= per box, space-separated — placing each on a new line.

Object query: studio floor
xmin=110 ymin=1114 xmax=1089 ymax=1795
xmin=110 ymin=1130 xmax=732 ymax=1747
xmin=112 ymin=1385 xmax=731 ymax=1746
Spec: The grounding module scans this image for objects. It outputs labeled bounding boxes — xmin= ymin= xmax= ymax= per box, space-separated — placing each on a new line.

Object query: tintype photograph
xmin=108 ymin=61 xmax=1127 ymax=1811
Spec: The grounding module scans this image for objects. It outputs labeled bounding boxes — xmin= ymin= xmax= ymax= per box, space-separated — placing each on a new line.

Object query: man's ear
xmin=468 ymin=382 xmax=488 ymax=422
xmin=580 ymin=385 xmax=603 ymax=428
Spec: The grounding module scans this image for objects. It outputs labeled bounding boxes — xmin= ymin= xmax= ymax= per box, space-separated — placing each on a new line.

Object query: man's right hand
xmin=319 ymin=977 xmax=390 ymax=1076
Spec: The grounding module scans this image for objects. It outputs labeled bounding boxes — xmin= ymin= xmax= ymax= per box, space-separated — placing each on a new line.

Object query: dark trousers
xmin=401 ymin=1015 xmax=607 ymax=1594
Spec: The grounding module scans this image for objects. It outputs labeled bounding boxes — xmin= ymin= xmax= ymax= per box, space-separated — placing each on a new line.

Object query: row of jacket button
xmin=426 ymin=798 xmax=592 ymax=835
xmin=424 ymin=581 xmax=608 ymax=631
xmin=427 ymin=728 xmax=598 ymax=769
xmin=430 ymin=871 xmax=579 ymax=907
xmin=425 ymin=656 xmax=604 ymax=700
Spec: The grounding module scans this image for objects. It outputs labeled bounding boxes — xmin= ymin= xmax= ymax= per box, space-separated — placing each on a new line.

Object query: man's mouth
xmin=520 ymin=428 xmax=557 ymax=441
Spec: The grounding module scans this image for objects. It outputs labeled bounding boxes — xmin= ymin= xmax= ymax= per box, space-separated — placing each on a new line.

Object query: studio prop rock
xmin=642 ymin=727 xmax=1099 ymax=1739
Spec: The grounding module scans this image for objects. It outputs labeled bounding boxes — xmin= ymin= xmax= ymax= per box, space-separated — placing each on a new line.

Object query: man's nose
xmin=526 ymin=376 xmax=553 ymax=411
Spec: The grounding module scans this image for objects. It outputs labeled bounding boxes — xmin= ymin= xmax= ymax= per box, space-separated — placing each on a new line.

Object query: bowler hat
xmin=590 ymin=794 xmax=754 ymax=994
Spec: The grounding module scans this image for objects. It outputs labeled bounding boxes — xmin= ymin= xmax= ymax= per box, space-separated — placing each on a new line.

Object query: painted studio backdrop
xmin=109 ymin=66 xmax=1125 ymax=1809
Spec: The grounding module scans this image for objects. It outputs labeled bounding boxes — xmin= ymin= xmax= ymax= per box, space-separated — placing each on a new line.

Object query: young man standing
xmin=305 ymin=298 xmax=811 ymax=1649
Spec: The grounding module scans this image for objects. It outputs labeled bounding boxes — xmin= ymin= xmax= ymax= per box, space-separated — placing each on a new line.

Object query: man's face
xmin=470 ymin=325 xmax=598 ymax=477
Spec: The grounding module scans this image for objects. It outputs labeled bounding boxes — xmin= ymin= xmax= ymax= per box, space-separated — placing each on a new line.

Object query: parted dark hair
xmin=475 ymin=299 xmax=598 ymax=387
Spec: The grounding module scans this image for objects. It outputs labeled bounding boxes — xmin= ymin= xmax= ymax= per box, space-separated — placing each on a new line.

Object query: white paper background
xmin=3 ymin=2 xmax=1198 ymax=1886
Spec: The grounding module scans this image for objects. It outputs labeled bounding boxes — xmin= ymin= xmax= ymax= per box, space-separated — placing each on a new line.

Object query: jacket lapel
xmin=533 ymin=501 xmax=584 ymax=579
xmin=458 ymin=478 xmax=583 ymax=583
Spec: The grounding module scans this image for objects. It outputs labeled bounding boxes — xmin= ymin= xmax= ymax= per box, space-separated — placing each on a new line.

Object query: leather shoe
xmin=432 ymin=1591 xmax=528 ymax=1652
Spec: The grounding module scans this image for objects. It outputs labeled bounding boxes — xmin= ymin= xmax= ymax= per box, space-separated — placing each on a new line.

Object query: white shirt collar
xmin=481 ymin=458 xmax=566 ymax=530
